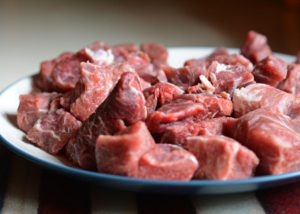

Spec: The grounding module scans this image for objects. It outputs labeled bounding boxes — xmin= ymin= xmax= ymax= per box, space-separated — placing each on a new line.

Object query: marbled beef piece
xmin=95 ymin=121 xmax=155 ymax=176
xmin=36 ymin=52 xmax=73 ymax=91
xmin=143 ymin=82 xmax=184 ymax=114
xmin=278 ymin=64 xmax=300 ymax=96
xmin=253 ymin=56 xmax=287 ymax=87
xmin=186 ymin=135 xmax=259 ymax=180
xmin=140 ymin=43 xmax=168 ymax=66
xmin=233 ymin=83 xmax=294 ymax=117
xmin=241 ymin=31 xmax=272 ymax=64
xmin=137 ymin=144 xmax=198 ymax=181
xmin=17 ymin=92 xmax=59 ymax=132
xmin=230 ymin=108 xmax=300 ymax=175
xmin=26 ymin=109 xmax=81 ymax=154
xmin=60 ymin=62 xmax=125 ymax=121
xmin=66 ymin=72 xmax=146 ymax=170
xmin=147 ymin=93 xmax=233 ymax=133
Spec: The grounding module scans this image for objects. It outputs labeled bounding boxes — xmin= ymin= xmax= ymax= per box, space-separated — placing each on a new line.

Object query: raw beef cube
xmin=36 ymin=52 xmax=74 ymax=91
xmin=140 ymin=43 xmax=168 ymax=66
xmin=26 ymin=109 xmax=82 ymax=154
xmin=230 ymin=108 xmax=300 ymax=175
xmin=186 ymin=135 xmax=258 ymax=180
xmin=17 ymin=92 xmax=59 ymax=132
xmin=209 ymin=53 xmax=254 ymax=71
xmin=66 ymin=72 xmax=146 ymax=169
xmin=241 ymin=31 xmax=272 ymax=64
xmin=137 ymin=144 xmax=198 ymax=181
xmin=143 ymin=82 xmax=184 ymax=114
xmin=253 ymin=56 xmax=287 ymax=87
xmin=112 ymin=43 xmax=139 ymax=62
xmin=61 ymin=62 xmax=124 ymax=121
xmin=233 ymin=83 xmax=294 ymax=117
xmin=207 ymin=56 xmax=255 ymax=94
xmin=278 ymin=64 xmax=300 ymax=96
xmin=95 ymin=122 xmax=155 ymax=176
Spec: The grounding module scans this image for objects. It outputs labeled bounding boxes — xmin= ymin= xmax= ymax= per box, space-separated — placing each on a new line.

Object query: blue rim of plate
xmin=0 ymin=49 xmax=299 ymax=194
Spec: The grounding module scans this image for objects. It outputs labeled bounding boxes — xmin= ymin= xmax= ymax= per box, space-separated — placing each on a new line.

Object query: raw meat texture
xmin=66 ymin=72 xmax=147 ymax=170
xmin=143 ymin=82 xmax=184 ymax=114
xmin=137 ymin=144 xmax=198 ymax=181
xmin=36 ymin=52 xmax=73 ymax=91
xmin=139 ymin=78 xmax=152 ymax=90
xmin=17 ymin=92 xmax=59 ymax=132
xmin=140 ymin=43 xmax=168 ymax=66
xmin=61 ymin=62 xmax=125 ymax=121
xmin=229 ymin=108 xmax=300 ymax=175
xmin=147 ymin=93 xmax=233 ymax=133
xmin=241 ymin=31 xmax=272 ymax=64
xmin=186 ymin=135 xmax=259 ymax=180
xmin=278 ymin=64 xmax=300 ymax=96
xmin=95 ymin=121 xmax=156 ymax=176
xmin=26 ymin=109 xmax=81 ymax=154
xmin=253 ymin=56 xmax=287 ymax=87
xmin=160 ymin=117 xmax=232 ymax=147
xmin=233 ymin=83 xmax=294 ymax=117
xmin=112 ymin=43 xmax=139 ymax=62
xmin=290 ymin=96 xmax=300 ymax=119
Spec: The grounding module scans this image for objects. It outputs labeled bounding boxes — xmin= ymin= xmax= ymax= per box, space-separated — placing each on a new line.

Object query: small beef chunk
xmin=230 ymin=108 xmax=300 ymax=175
xmin=278 ymin=64 xmax=300 ymax=96
xmin=112 ymin=43 xmax=139 ymax=62
xmin=61 ymin=62 xmax=124 ymax=121
xmin=186 ymin=135 xmax=258 ymax=180
xmin=160 ymin=117 xmax=232 ymax=147
xmin=144 ymin=82 xmax=184 ymax=114
xmin=137 ymin=144 xmax=198 ymax=181
xmin=17 ymin=92 xmax=59 ymax=132
xmin=233 ymin=83 xmax=294 ymax=117
xmin=26 ymin=109 xmax=81 ymax=154
xmin=36 ymin=52 xmax=73 ymax=91
xmin=241 ymin=31 xmax=272 ymax=64
xmin=147 ymin=94 xmax=233 ymax=133
xmin=66 ymin=72 xmax=146 ymax=170
xmin=140 ymin=43 xmax=168 ymax=66
xmin=79 ymin=41 xmax=113 ymax=65
xmin=253 ymin=56 xmax=287 ymax=87
xmin=95 ymin=122 xmax=155 ymax=176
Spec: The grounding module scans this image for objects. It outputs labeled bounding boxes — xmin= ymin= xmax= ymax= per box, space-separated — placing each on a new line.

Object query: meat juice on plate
xmin=16 ymin=31 xmax=300 ymax=181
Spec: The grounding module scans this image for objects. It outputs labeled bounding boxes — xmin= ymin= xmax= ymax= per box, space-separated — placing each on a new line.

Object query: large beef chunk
xmin=229 ymin=108 xmax=300 ymax=175
xmin=186 ymin=135 xmax=258 ymax=180
xmin=61 ymin=62 xmax=124 ymax=121
xmin=140 ymin=43 xmax=168 ymax=66
xmin=95 ymin=121 xmax=155 ymax=176
xmin=137 ymin=144 xmax=198 ymax=181
xmin=26 ymin=109 xmax=81 ymax=154
xmin=233 ymin=83 xmax=294 ymax=117
xmin=253 ymin=56 xmax=287 ymax=87
xmin=241 ymin=31 xmax=272 ymax=64
xmin=66 ymin=72 xmax=147 ymax=170
xmin=17 ymin=92 xmax=59 ymax=132
xmin=143 ymin=82 xmax=184 ymax=114
xmin=278 ymin=64 xmax=300 ymax=96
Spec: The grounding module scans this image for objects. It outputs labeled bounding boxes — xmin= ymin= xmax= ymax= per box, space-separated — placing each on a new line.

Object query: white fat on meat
xmin=85 ymin=48 xmax=114 ymax=65
xmin=199 ymin=75 xmax=215 ymax=94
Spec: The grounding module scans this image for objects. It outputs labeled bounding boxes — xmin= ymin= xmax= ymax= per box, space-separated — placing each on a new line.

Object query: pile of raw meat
xmin=17 ymin=31 xmax=300 ymax=181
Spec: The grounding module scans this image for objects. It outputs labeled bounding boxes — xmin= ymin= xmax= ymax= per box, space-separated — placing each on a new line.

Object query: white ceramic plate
xmin=0 ymin=47 xmax=298 ymax=195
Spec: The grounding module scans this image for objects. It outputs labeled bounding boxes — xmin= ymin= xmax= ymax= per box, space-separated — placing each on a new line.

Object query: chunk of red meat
xmin=241 ymin=31 xmax=272 ymax=64
xmin=233 ymin=83 xmax=294 ymax=117
xmin=143 ymin=82 xmax=184 ymax=114
xmin=66 ymin=72 xmax=146 ymax=170
xmin=17 ymin=92 xmax=59 ymax=132
xmin=26 ymin=109 xmax=81 ymax=154
xmin=140 ymin=43 xmax=168 ymax=66
xmin=137 ymin=144 xmax=198 ymax=181
xmin=36 ymin=52 xmax=73 ymax=91
xmin=186 ymin=135 xmax=259 ymax=180
xmin=95 ymin=121 xmax=155 ymax=176
xmin=209 ymin=54 xmax=254 ymax=71
xmin=229 ymin=108 xmax=300 ymax=175
xmin=160 ymin=117 xmax=232 ymax=147
xmin=253 ymin=56 xmax=287 ymax=87
xmin=61 ymin=62 xmax=124 ymax=121
xmin=278 ymin=64 xmax=300 ymax=96
xmin=147 ymin=94 xmax=233 ymax=133
xmin=289 ymin=97 xmax=300 ymax=119
xmin=139 ymin=78 xmax=151 ymax=90
xmin=112 ymin=43 xmax=139 ymax=62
